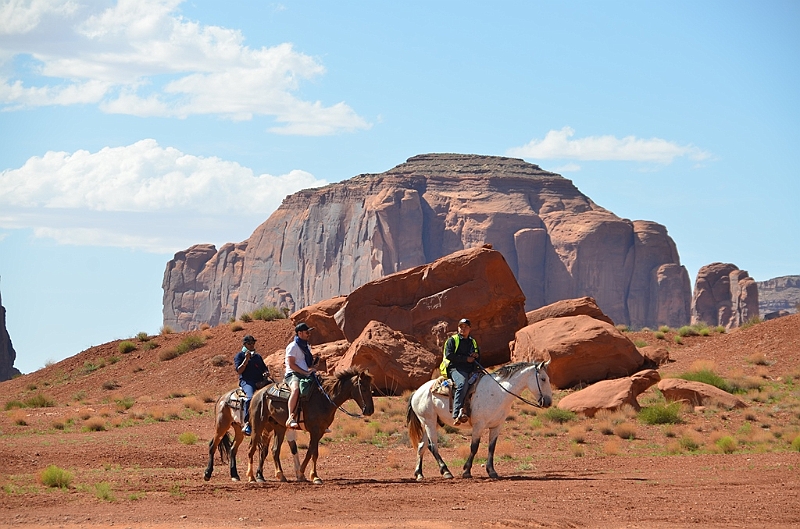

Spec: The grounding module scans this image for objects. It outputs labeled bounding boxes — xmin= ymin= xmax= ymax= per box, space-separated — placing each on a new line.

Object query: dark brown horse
xmin=246 ymin=367 xmax=374 ymax=485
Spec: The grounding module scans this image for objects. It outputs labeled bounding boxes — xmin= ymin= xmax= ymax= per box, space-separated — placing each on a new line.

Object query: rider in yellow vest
xmin=439 ymin=318 xmax=480 ymax=424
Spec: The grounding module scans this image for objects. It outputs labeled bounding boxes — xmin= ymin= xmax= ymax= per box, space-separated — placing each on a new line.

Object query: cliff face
xmin=0 ymin=288 xmax=20 ymax=381
xmin=163 ymin=154 xmax=691 ymax=330
xmin=691 ymin=263 xmax=759 ymax=329
xmin=757 ymin=276 xmax=800 ymax=317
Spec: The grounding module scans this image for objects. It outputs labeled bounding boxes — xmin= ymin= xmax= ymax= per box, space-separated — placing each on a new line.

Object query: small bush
xmin=658 ymin=325 xmax=671 ymax=333
xmin=182 ymin=396 xmax=205 ymax=412
xmin=82 ymin=360 xmax=104 ymax=374
xmin=715 ymin=435 xmax=737 ymax=454
xmin=678 ymin=369 xmax=733 ymax=393
xmin=740 ymin=316 xmax=762 ymax=329
xmin=791 ymin=435 xmax=800 ymax=452
xmin=4 ymin=400 xmax=24 ymax=410
xmin=95 ymin=482 xmax=115 ymax=501
xmin=39 ymin=465 xmax=73 ymax=489
xmin=136 ymin=332 xmax=150 ymax=342
xmin=101 ymin=380 xmax=120 ymax=391
xmin=118 ymin=341 xmax=137 ymax=354
xmin=654 ymin=331 xmax=665 ymax=340
xmin=615 ymin=324 xmax=629 ymax=333
xmin=209 ymin=355 xmax=228 ymax=367
xmin=614 ymin=422 xmax=637 ymax=440
xmin=715 ymin=326 xmax=726 ymax=333
xmin=746 ymin=353 xmax=770 ymax=366
xmin=542 ymin=407 xmax=576 ymax=424
xmin=250 ymin=306 xmax=285 ymax=321
xmin=24 ymin=393 xmax=56 ymax=408
xmin=674 ymin=336 xmax=683 ymax=345
xmin=178 ymin=432 xmax=199 ymax=445
xmin=239 ymin=313 xmax=253 ymax=323
xmin=633 ymin=339 xmax=648 ymax=348
xmin=82 ymin=417 xmax=106 ymax=431
xmin=639 ymin=402 xmax=682 ymax=425
xmin=115 ymin=397 xmax=135 ymax=411
xmin=230 ymin=322 xmax=244 ymax=332
xmin=158 ymin=348 xmax=180 ymax=361
xmin=174 ymin=335 xmax=206 ymax=355
xmin=142 ymin=341 xmax=159 ymax=350
xmin=677 ymin=326 xmax=698 ymax=337
xmin=160 ymin=325 xmax=174 ymax=335
xmin=680 ymin=434 xmax=700 ymax=451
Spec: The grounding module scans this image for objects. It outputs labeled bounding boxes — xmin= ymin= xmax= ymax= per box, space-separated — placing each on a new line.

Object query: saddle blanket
xmin=265 ymin=382 xmax=291 ymax=401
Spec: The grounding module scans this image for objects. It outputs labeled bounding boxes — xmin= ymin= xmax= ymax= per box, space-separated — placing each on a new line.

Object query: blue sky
xmin=1 ymin=0 xmax=798 ymax=374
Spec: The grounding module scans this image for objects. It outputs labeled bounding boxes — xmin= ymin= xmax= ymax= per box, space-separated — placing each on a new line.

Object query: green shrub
xmin=160 ymin=325 xmax=174 ymax=335
xmin=178 ymin=432 xmax=199 ymax=445
xmin=250 ymin=306 xmax=285 ymax=321
xmin=715 ymin=326 xmax=726 ymax=333
xmin=230 ymin=322 xmax=244 ymax=332
xmin=542 ymin=407 xmax=576 ymax=424
xmin=658 ymin=325 xmax=671 ymax=333
xmin=174 ymin=335 xmax=206 ymax=355
xmin=115 ymin=396 xmax=135 ymax=410
xmin=118 ymin=341 xmax=137 ymax=354
xmin=679 ymin=435 xmax=700 ymax=451
xmin=136 ymin=332 xmax=150 ymax=342
xmin=677 ymin=326 xmax=698 ymax=337
xmin=39 ymin=465 xmax=73 ymax=489
xmin=791 ymin=435 xmax=800 ymax=452
xmin=142 ymin=341 xmax=159 ymax=350
xmin=716 ymin=435 xmax=737 ymax=453
xmin=95 ymin=482 xmax=115 ymax=501
xmin=239 ymin=313 xmax=253 ymax=323
xmin=654 ymin=331 xmax=665 ymax=340
xmin=740 ymin=316 xmax=762 ymax=329
xmin=674 ymin=336 xmax=683 ymax=345
xmin=677 ymin=369 xmax=733 ymax=393
xmin=633 ymin=339 xmax=648 ymax=348
xmin=4 ymin=400 xmax=24 ymax=410
xmin=158 ymin=348 xmax=180 ymax=361
xmin=24 ymin=393 xmax=56 ymax=408
xmin=638 ymin=402 xmax=682 ymax=425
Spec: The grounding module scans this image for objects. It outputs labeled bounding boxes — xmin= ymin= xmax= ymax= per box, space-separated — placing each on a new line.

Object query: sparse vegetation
xmin=160 ymin=325 xmax=174 ymax=335
xmin=39 ymin=465 xmax=73 ymax=489
xmin=638 ymin=402 xmax=683 ymax=425
xmin=95 ymin=482 xmax=115 ymax=501
xmin=542 ymin=407 xmax=576 ymax=424
xmin=740 ymin=316 xmax=763 ymax=329
xmin=118 ymin=341 xmax=137 ymax=354
xmin=230 ymin=322 xmax=244 ymax=332
xmin=159 ymin=335 xmax=206 ymax=361
xmin=136 ymin=332 xmax=150 ymax=342
xmin=178 ymin=432 xmax=199 ymax=445
xmin=248 ymin=306 xmax=285 ymax=321
xmin=654 ymin=331 xmax=665 ymax=340
xmin=677 ymin=368 xmax=734 ymax=393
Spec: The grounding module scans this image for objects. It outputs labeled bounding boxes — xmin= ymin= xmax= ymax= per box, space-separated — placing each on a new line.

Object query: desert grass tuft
xmin=638 ymin=402 xmax=683 ymax=425
xmin=160 ymin=325 xmax=174 ymax=335
xmin=182 ymin=396 xmax=206 ymax=413
xmin=229 ymin=322 xmax=244 ymax=332
xmin=95 ymin=482 xmax=115 ymax=501
xmin=542 ymin=407 xmax=576 ymax=424
xmin=118 ymin=341 xmax=137 ymax=354
xmin=39 ymin=465 xmax=73 ymax=489
xmin=136 ymin=332 xmax=150 ymax=342
xmin=614 ymin=422 xmax=637 ymax=440
xmin=82 ymin=417 xmax=106 ymax=431
xmin=178 ymin=432 xmax=199 ymax=445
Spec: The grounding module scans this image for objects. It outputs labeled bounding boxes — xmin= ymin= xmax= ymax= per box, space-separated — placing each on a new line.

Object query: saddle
xmin=430 ymin=373 xmax=483 ymax=416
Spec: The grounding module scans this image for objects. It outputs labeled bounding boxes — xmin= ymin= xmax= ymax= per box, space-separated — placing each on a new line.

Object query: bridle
xmin=476 ymin=361 xmax=549 ymax=409
xmin=314 ymin=372 xmax=371 ymax=418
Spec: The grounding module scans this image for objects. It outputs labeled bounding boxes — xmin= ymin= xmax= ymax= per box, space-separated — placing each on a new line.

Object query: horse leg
xmin=229 ymin=427 xmax=244 ymax=481
xmin=421 ymin=423 xmax=453 ymax=480
xmin=256 ymin=433 xmax=270 ymax=483
xmin=462 ymin=432 xmax=481 ymax=479
xmin=204 ymin=435 xmax=220 ymax=481
xmin=245 ymin=429 xmax=260 ymax=483
xmin=285 ymin=428 xmax=305 ymax=482
xmin=271 ymin=428 xmax=288 ymax=482
xmin=485 ymin=426 xmax=501 ymax=479
xmin=205 ymin=405 xmax=232 ymax=481
xmin=305 ymin=432 xmax=323 ymax=485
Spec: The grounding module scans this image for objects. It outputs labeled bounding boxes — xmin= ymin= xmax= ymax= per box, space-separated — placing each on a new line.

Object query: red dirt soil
xmin=1 ymin=315 xmax=800 ymax=528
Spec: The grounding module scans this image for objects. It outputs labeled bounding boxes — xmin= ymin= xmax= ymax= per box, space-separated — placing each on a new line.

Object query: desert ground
xmin=1 ymin=315 xmax=800 ymax=528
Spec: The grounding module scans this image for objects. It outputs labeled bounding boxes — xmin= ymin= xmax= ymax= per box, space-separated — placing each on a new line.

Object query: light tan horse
xmin=246 ymin=368 xmax=374 ymax=485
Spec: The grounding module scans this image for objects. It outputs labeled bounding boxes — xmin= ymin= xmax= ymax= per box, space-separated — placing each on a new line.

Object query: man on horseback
xmin=439 ymin=318 xmax=481 ymax=424
xmin=234 ymin=334 xmax=270 ymax=436
xmin=284 ymin=322 xmax=317 ymax=430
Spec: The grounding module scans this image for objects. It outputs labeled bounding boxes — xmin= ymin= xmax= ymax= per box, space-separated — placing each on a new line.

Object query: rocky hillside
xmin=163 ymin=153 xmax=691 ymax=332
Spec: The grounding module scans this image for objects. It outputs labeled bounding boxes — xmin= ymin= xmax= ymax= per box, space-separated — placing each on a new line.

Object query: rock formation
xmin=658 ymin=379 xmax=747 ymax=409
xmin=163 ymin=154 xmax=691 ymax=331
xmin=691 ymin=263 xmax=759 ymax=329
xmin=556 ymin=369 xmax=661 ymax=417
xmin=0 ymin=288 xmax=20 ymax=381
xmin=757 ymin=275 xmax=800 ymax=318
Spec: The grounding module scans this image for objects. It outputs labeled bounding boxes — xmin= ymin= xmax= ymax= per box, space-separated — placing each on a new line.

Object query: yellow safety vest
xmin=439 ymin=334 xmax=479 ymax=377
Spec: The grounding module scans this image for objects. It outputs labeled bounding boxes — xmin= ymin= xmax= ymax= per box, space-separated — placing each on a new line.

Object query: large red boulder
xmin=557 ymin=369 xmax=661 ymax=417
xmin=335 ymin=321 xmax=439 ymax=394
xmin=335 ymin=245 xmax=527 ymax=366
xmin=658 ymin=379 xmax=747 ymax=409
xmin=525 ymin=296 xmax=614 ymax=326
xmin=291 ymin=296 xmax=347 ymax=344
xmin=509 ymin=315 xmax=645 ymax=389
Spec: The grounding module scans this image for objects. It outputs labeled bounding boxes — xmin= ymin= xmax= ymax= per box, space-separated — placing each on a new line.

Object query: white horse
xmin=407 ymin=361 xmax=552 ymax=480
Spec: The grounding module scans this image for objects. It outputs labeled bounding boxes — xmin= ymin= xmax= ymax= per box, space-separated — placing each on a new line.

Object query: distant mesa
xmin=163 ymin=153 xmax=692 ymax=331
xmin=757 ymin=275 xmax=800 ymax=320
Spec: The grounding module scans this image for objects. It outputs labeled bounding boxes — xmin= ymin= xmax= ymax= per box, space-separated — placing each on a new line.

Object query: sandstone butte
xmin=163 ymin=153 xmax=692 ymax=331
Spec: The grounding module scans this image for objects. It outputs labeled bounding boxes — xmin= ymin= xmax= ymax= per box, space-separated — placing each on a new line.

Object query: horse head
xmin=351 ymin=369 xmax=375 ymax=417
xmin=530 ymin=361 xmax=553 ymax=408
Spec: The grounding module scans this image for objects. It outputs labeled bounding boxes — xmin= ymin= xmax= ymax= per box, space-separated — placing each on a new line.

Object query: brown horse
xmin=246 ymin=367 xmax=374 ymax=485
xmin=203 ymin=388 xmax=291 ymax=482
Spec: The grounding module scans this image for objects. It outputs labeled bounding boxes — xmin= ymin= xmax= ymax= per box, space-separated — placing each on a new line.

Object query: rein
xmin=476 ymin=361 xmax=547 ymax=409
xmin=314 ymin=373 xmax=367 ymax=418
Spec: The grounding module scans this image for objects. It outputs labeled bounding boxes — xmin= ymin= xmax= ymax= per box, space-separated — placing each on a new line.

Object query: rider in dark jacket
xmin=441 ymin=318 xmax=480 ymax=424
xmin=233 ymin=334 xmax=270 ymax=435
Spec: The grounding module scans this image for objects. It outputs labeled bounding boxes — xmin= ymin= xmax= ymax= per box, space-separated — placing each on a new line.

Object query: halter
xmin=476 ymin=361 xmax=549 ymax=408
xmin=314 ymin=372 xmax=370 ymax=418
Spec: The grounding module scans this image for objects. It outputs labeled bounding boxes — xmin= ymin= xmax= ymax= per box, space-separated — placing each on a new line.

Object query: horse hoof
xmin=488 ymin=472 xmax=499 ymax=480
xmin=415 ymin=474 xmax=424 ymax=482
xmin=203 ymin=474 xmax=211 ymax=482
xmin=313 ymin=477 xmax=323 ymax=485
xmin=231 ymin=477 xmax=240 ymax=482
xmin=462 ymin=472 xmax=472 ymax=479
xmin=443 ymin=471 xmax=454 ymax=479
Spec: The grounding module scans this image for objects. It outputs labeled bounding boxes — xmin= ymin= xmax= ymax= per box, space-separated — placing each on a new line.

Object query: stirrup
xmin=286 ymin=415 xmax=299 ymax=429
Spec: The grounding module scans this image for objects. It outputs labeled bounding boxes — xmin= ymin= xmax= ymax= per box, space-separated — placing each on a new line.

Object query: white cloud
xmin=0 ymin=0 xmax=370 ymax=135
xmin=551 ymin=163 xmax=581 ymax=173
xmin=508 ymin=127 xmax=711 ymax=165
xmin=0 ymin=139 xmax=328 ymax=252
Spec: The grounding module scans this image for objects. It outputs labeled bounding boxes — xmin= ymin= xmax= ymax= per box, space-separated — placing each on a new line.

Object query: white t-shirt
xmin=285 ymin=339 xmax=312 ymax=376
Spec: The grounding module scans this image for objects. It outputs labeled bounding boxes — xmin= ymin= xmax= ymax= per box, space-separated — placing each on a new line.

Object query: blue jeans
xmin=239 ymin=380 xmax=257 ymax=422
xmin=449 ymin=368 xmax=471 ymax=418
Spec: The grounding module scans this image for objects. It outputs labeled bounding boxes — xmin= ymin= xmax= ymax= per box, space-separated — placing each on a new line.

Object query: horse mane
xmin=491 ymin=361 xmax=533 ymax=382
xmin=320 ymin=367 xmax=371 ymax=394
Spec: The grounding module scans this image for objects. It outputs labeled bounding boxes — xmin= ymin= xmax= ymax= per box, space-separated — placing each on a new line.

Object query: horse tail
xmin=218 ymin=433 xmax=232 ymax=463
xmin=406 ymin=396 xmax=423 ymax=448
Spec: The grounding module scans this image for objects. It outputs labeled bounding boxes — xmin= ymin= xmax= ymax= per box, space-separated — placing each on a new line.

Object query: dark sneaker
xmin=243 ymin=423 xmax=252 ymax=436
xmin=456 ymin=409 xmax=469 ymax=424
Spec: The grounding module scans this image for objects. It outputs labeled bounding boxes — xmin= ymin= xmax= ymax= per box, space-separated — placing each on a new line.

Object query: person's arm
xmin=235 ymin=351 xmax=250 ymax=375
xmin=287 ymin=353 xmax=316 ymax=376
